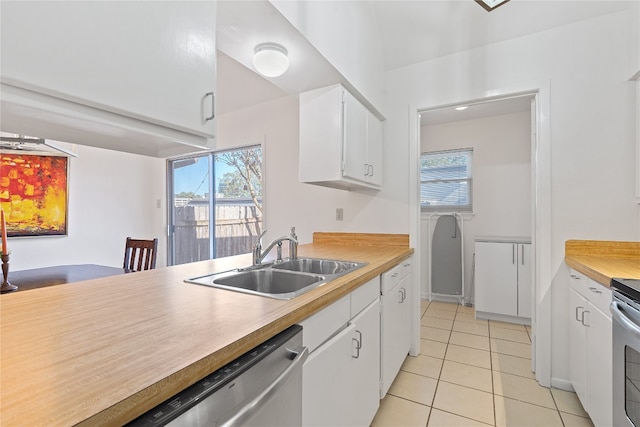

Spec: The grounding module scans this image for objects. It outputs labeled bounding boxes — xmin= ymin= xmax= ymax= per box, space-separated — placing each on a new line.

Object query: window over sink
xmin=167 ymin=145 xmax=263 ymax=265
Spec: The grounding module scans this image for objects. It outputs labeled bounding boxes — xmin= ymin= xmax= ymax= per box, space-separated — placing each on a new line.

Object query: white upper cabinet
xmin=366 ymin=109 xmax=383 ymax=186
xmin=299 ymin=84 xmax=382 ymax=191
xmin=342 ymin=90 xmax=369 ymax=183
xmin=0 ymin=1 xmax=216 ymax=157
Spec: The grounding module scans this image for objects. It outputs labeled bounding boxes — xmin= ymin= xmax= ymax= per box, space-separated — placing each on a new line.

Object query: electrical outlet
xmin=336 ymin=208 xmax=344 ymax=221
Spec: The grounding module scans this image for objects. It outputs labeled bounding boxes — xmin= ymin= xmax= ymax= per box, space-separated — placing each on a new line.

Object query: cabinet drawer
xmin=570 ymin=269 xmax=611 ymax=318
xmin=569 ymin=269 xmax=588 ymax=294
xmin=398 ymin=258 xmax=412 ymax=280
xmin=381 ymin=258 xmax=411 ymax=295
xmin=585 ymin=279 xmax=612 ymax=319
xmin=301 ymin=295 xmax=350 ymax=353
xmin=351 ymin=277 xmax=380 ymax=317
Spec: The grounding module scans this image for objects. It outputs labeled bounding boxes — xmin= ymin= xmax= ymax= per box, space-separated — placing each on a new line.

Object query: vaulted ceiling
xmin=216 ymin=1 xmax=633 ymax=116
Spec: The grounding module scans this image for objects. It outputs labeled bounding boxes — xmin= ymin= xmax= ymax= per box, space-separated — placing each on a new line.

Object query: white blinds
xmin=420 ymin=148 xmax=473 ymax=212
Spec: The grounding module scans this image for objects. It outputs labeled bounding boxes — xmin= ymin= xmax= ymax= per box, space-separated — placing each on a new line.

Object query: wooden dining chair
xmin=123 ymin=237 xmax=158 ymax=272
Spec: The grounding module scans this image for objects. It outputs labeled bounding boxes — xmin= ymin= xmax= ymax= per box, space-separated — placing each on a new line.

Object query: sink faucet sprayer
xmin=253 ymin=227 xmax=298 ymax=266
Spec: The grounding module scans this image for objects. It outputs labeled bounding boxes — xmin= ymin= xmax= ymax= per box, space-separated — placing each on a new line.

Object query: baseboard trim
xmin=551 ymin=377 xmax=574 ymax=392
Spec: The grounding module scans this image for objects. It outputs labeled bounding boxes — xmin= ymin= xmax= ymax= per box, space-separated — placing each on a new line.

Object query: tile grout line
xmin=454 ymin=303 xmax=497 ymax=426
xmin=424 ymin=300 xmax=439 ymax=427
xmin=422 ymin=301 xmax=435 ymax=427
xmin=487 ymin=311 xmax=497 ymax=426
xmin=548 ymin=390 xmax=567 ymax=427
xmin=427 ymin=303 xmax=452 ymax=427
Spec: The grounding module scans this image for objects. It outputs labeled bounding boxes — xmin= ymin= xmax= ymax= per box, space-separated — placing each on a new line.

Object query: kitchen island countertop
xmin=0 ymin=232 xmax=412 ymax=427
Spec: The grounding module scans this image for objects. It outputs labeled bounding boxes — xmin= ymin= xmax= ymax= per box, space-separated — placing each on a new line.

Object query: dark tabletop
xmin=7 ymin=264 xmax=126 ymax=292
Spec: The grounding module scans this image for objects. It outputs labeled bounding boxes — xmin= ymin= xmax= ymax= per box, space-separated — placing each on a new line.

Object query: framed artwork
xmin=0 ymin=153 xmax=69 ymax=237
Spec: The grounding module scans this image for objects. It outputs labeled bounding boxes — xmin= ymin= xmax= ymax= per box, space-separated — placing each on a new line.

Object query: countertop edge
xmin=565 ymin=256 xmax=613 ymax=287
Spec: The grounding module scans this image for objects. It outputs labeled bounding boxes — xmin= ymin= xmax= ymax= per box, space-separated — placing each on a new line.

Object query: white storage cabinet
xmin=474 ymin=238 xmax=531 ymax=322
xmin=380 ymin=257 xmax=413 ymax=397
xmin=299 ymin=84 xmax=382 ymax=191
xmin=301 ymin=277 xmax=380 ymax=426
xmin=1 ymin=1 xmax=216 ymax=157
xmin=568 ymin=269 xmax=612 ymax=427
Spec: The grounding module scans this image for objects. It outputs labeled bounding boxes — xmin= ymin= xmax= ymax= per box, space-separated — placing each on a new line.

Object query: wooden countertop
xmin=565 ymin=240 xmax=640 ymax=286
xmin=0 ymin=233 xmax=412 ymax=426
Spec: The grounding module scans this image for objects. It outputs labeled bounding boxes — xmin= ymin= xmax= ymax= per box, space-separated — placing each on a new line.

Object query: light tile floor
xmin=371 ymin=300 xmax=594 ymax=427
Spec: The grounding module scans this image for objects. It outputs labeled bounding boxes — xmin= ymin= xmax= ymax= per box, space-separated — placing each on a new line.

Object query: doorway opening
xmin=411 ymin=89 xmax=552 ymax=387
xmin=419 ymin=94 xmax=534 ymax=304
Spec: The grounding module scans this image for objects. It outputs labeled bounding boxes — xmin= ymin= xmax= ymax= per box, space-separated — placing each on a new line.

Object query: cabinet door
xmin=1 ymin=1 xmax=216 ymax=137
xmin=342 ymin=90 xmax=368 ymax=183
xmin=569 ymin=288 xmax=588 ymax=406
xmin=302 ymin=323 xmax=356 ymax=427
xmin=475 ymin=242 xmax=518 ymax=316
xmin=517 ymin=244 xmax=532 ymax=318
xmin=586 ymin=304 xmax=613 ymax=427
xmin=381 ymin=275 xmax=412 ymax=397
xmin=299 ymin=85 xmax=344 ymax=183
xmin=349 ymin=301 xmax=381 ymax=427
xmin=366 ymin=112 xmax=383 ymax=186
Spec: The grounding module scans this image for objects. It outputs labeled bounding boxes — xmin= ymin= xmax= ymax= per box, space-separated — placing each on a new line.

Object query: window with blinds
xmin=420 ymin=148 xmax=473 ymax=212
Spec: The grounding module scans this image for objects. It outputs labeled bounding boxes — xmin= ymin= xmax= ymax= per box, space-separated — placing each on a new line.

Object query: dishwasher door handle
xmin=220 ymin=346 xmax=309 ymax=427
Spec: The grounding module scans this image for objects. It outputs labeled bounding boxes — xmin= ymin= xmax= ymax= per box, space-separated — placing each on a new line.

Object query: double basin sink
xmin=186 ymin=257 xmax=367 ymax=300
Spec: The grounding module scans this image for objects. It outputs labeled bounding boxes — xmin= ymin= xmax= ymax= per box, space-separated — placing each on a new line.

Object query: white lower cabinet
xmin=303 ymin=322 xmax=357 ymax=426
xmin=568 ymin=269 xmax=612 ymax=427
xmin=475 ymin=239 xmax=531 ymax=322
xmin=380 ymin=258 xmax=412 ymax=397
xmin=569 ymin=287 xmax=588 ymax=405
xmin=302 ymin=256 xmax=413 ymax=425
xmin=301 ymin=278 xmax=380 ymax=426
xmin=349 ymin=301 xmax=381 ymax=426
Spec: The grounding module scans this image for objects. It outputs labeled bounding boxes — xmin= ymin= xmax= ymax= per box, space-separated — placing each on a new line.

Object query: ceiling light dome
xmin=252 ymin=43 xmax=289 ymax=77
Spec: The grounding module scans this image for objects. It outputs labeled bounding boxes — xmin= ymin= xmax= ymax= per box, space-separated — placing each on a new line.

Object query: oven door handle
xmin=611 ymin=301 xmax=640 ymax=341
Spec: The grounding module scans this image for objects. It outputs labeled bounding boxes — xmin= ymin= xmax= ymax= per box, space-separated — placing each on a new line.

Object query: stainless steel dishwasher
xmin=128 ymin=325 xmax=307 ymax=426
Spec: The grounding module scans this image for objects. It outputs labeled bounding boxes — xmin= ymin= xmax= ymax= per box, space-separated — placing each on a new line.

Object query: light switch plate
xmin=336 ymin=208 xmax=344 ymax=221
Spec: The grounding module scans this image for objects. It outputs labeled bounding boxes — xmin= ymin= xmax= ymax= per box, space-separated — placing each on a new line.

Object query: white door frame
xmin=409 ymin=82 xmax=552 ymax=387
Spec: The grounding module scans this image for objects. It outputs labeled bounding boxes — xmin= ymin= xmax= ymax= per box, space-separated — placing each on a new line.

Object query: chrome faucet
xmin=252 ymin=227 xmax=299 ymax=265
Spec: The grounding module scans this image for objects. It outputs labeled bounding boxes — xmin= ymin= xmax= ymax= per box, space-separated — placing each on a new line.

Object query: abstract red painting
xmin=0 ymin=153 xmax=68 ymax=236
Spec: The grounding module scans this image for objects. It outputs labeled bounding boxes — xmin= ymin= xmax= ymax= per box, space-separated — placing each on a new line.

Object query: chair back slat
xmin=124 ymin=237 xmax=158 ymax=272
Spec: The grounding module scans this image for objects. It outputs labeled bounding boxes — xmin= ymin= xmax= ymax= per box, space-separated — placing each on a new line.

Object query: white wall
xmin=386 ymin=9 xmax=639 ymax=387
xmin=8 ymin=145 xmax=166 ymax=271
xmin=420 ymin=111 xmax=532 ymax=302
xmin=270 ymin=0 xmax=386 ymax=116
xmin=216 ymin=94 xmax=409 ymax=246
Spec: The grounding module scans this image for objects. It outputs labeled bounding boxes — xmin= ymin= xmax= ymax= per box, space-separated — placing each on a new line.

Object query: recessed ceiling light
xmin=474 ymin=0 xmax=510 ymax=12
xmin=252 ymin=43 xmax=289 ymax=78
xmin=455 ymin=106 xmax=469 ymax=111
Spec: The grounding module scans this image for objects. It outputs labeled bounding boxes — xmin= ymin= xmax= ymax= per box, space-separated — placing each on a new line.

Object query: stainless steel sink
xmin=185 ymin=257 xmax=366 ymax=300
xmin=271 ymin=257 xmax=366 ymax=275
xmin=215 ymin=269 xmax=324 ymax=297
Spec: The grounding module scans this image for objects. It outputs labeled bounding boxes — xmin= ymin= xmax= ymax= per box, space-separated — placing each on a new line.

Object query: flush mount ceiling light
xmin=455 ymin=106 xmax=469 ymax=111
xmin=252 ymin=43 xmax=289 ymax=78
xmin=474 ymin=0 xmax=510 ymax=12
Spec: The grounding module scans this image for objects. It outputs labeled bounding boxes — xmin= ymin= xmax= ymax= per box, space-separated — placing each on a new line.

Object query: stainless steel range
xmin=611 ymin=278 xmax=640 ymax=427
